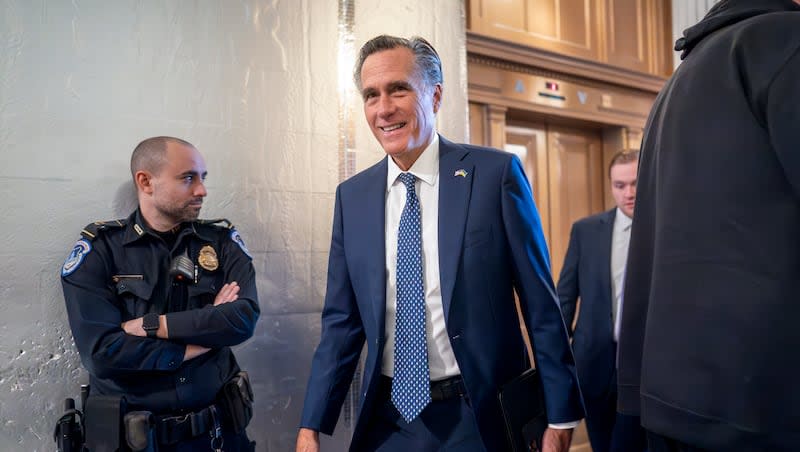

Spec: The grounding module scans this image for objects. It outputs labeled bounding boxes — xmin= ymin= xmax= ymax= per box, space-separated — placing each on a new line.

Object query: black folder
xmin=498 ymin=368 xmax=548 ymax=452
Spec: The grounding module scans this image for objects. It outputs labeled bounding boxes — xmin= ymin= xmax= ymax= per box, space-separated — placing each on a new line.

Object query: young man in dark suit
xmin=557 ymin=150 xmax=645 ymax=452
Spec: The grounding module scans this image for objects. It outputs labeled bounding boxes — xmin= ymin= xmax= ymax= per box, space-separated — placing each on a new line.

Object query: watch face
xmin=143 ymin=313 xmax=159 ymax=333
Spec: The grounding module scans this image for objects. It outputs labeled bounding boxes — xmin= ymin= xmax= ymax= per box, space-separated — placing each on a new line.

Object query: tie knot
xmin=398 ymin=172 xmax=417 ymax=192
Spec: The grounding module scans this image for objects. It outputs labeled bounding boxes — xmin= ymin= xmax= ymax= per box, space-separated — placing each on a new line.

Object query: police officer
xmin=61 ymin=136 xmax=259 ymax=451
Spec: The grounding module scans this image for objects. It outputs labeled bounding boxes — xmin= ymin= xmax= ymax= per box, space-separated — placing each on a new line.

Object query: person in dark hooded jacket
xmin=617 ymin=0 xmax=800 ymax=451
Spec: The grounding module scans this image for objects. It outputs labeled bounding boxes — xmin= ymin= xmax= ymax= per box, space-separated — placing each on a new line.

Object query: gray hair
xmin=353 ymin=35 xmax=443 ymax=92
xmin=130 ymin=136 xmax=194 ymax=179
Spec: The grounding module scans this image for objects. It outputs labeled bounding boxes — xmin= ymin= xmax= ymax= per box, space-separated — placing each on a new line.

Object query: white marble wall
xmin=0 ymin=1 xmax=466 ymax=450
xmin=671 ymin=0 xmax=719 ymax=67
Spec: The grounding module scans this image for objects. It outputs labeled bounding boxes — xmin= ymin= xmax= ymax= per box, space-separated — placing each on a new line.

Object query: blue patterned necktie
xmin=391 ymin=172 xmax=431 ymax=423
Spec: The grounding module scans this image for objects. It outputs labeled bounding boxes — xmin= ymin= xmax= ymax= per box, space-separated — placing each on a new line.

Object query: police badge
xmin=198 ymin=245 xmax=219 ymax=271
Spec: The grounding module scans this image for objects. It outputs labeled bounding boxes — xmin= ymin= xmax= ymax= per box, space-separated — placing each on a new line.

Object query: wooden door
xmin=506 ymin=123 xmax=604 ymax=281
xmin=546 ymin=125 xmax=605 ymax=280
xmin=506 ymin=124 xmax=550 ymax=241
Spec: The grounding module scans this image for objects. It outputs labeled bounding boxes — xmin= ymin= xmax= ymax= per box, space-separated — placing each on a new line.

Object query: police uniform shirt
xmin=61 ymin=209 xmax=260 ymax=414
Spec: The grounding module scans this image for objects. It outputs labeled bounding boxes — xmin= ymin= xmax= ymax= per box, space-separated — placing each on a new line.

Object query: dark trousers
xmin=357 ymin=379 xmax=486 ymax=451
xmin=646 ymin=431 xmax=709 ymax=452
xmin=158 ymin=430 xmax=254 ymax=452
xmin=585 ymin=384 xmax=647 ymax=452
xmin=610 ymin=413 xmax=648 ymax=452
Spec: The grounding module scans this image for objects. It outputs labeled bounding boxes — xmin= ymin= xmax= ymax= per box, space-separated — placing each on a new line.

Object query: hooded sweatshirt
xmin=618 ymin=0 xmax=800 ymax=449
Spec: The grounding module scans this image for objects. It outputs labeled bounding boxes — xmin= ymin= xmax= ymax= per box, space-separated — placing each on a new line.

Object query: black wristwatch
xmin=142 ymin=313 xmax=160 ymax=338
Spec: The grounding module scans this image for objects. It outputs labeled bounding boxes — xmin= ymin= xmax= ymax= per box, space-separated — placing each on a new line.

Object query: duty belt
xmin=156 ymin=404 xmax=223 ymax=446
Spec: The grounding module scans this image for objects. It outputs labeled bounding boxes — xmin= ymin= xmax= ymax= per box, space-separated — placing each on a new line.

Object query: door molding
xmin=468 ymin=30 xmax=667 ymax=94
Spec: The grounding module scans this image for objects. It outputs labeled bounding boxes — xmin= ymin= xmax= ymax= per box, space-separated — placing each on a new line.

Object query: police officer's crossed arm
xmin=162 ymin=234 xmax=260 ymax=348
xmin=121 ymin=280 xmax=240 ymax=337
xmin=120 ymin=281 xmax=242 ymax=360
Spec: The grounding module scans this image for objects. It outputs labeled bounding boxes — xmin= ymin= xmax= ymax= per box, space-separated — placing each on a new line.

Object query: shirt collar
xmin=614 ymin=207 xmax=633 ymax=231
xmin=122 ymin=208 xmax=211 ymax=245
xmin=386 ymin=133 xmax=439 ymax=191
xmin=122 ymin=209 xmax=151 ymax=245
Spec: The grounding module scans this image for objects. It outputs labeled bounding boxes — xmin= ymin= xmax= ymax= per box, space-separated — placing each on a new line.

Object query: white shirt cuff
xmin=547 ymin=420 xmax=581 ymax=429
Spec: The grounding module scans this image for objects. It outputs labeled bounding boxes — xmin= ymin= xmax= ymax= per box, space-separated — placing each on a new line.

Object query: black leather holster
xmin=217 ymin=371 xmax=254 ymax=433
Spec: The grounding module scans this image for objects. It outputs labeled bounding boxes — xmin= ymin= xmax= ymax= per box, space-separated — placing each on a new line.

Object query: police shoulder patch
xmin=62 ymin=238 xmax=92 ymax=277
xmin=230 ymin=228 xmax=252 ymax=259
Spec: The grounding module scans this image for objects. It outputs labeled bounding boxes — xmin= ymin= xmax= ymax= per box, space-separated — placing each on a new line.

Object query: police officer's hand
xmin=121 ymin=317 xmax=145 ymax=336
xmin=296 ymin=428 xmax=320 ymax=452
xmin=214 ymin=281 xmax=240 ymax=306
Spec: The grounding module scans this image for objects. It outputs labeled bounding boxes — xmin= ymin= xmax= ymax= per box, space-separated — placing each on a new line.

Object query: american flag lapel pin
xmin=454 ymin=169 xmax=468 ymax=178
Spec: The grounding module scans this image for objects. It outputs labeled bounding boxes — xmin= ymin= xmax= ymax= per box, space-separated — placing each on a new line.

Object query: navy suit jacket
xmin=557 ymin=209 xmax=617 ymax=403
xmin=300 ymin=136 xmax=584 ymax=451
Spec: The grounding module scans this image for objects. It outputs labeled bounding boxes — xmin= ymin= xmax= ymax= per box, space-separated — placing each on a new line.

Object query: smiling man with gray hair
xmin=297 ymin=35 xmax=584 ymax=452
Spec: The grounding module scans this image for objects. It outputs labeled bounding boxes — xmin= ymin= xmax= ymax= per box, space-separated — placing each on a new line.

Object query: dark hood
xmin=675 ymin=0 xmax=800 ymax=59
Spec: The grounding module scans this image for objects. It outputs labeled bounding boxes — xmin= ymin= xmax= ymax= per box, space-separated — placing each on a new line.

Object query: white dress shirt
xmin=382 ymin=134 xmax=461 ymax=380
xmin=610 ymin=208 xmax=632 ymax=342
xmin=614 ymin=267 xmax=627 ymax=349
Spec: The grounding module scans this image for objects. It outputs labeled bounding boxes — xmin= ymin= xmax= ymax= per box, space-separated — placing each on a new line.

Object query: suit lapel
xmin=438 ymin=137 xmax=474 ymax=321
xmin=599 ymin=209 xmax=616 ymax=303
xmin=357 ymin=159 xmax=389 ymax=336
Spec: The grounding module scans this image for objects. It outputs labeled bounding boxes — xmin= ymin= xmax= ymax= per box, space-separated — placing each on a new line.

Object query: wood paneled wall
xmin=468 ymin=0 xmax=673 ymax=78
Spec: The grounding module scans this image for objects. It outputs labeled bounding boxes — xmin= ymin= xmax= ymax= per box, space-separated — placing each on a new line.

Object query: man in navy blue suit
xmin=557 ymin=150 xmax=645 ymax=452
xmin=295 ymin=35 xmax=584 ymax=451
